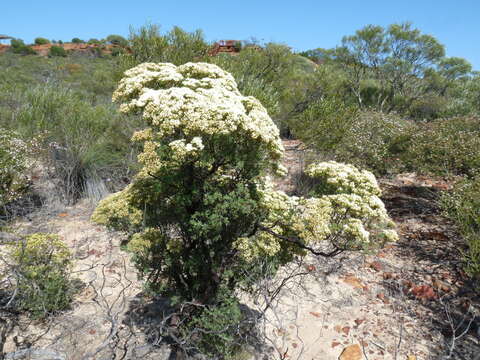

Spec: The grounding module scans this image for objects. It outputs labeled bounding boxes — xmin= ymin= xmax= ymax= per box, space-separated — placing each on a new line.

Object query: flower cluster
xmin=235 ymin=162 xmax=397 ymax=261
xmin=113 ymin=62 xmax=284 ymax=176
xmin=305 ymin=161 xmax=381 ymax=197
xmin=91 ymin=185 xmax=143 ymax=232
xmin=9 ymin=233 xmax=71 ymax=268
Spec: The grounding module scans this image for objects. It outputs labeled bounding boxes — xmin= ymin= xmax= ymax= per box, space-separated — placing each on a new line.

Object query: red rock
xmin=342 ymin=326 xmax=351 ymax=336
xmin=369 ymin=261 xmax=383 ymax=272
xmin=411 ymin=285 xmax=437 ymax=301
xmin=306 ymin=264 xmax=316 ymax=272
xmin=338 ymin=344 xmax=362 ymax=360
xmin=376 ymin=292 xmax=389 ymax=303
xmin=332 ymin=341 xmax=341 ymax=348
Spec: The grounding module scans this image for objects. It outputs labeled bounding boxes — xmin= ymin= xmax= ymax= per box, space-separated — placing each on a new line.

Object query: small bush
xmin=407 ymin=115 xmax=480 ymax=176
xmin=106 ymin=34 xmax=128 ymax=47
xmin=110 ymin=47 xmax=125 ymax=57
xmin=34 ymin=37 xmax=50 ymax=45
xmin=442 ymin=175 xmax=480 ymax=284
xmin=71 ymin=37 xmax=84 ymax=44
xmin=49 ymin=45 xmax=67 ymax=57
xmin=0 ymin=129 xmax=29 ymax=213
xmin=289 ymin=97 xmax=358 ymax=152
xmin=323 ymin=111 xmax=414 ymax=175
xmin=8 ymin=233 xmax=73 ymax=318
xmin=10 ymin=39 xmax=36 ymax=55
xmin=179 ymin=292 xmax=245 ymax=358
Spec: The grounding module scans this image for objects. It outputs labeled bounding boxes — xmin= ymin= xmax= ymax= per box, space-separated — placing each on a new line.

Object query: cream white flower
xmin=113 ymin=62 xmax=284 ymax=176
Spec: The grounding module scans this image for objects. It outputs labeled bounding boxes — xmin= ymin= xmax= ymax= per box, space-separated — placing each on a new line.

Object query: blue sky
xmin=3 ymin=0 xmax=479 ymax=69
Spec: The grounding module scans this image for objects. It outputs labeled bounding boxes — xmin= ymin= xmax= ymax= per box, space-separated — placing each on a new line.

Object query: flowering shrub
xmin=235 ymin=162 xmax=397 ymax=262
xmin=8 ymin=233 xmax=73 ymax=318
xmin=0 ymin=129 xmax=29 ymax=210
xmin=92 ymin=62 xmax=396 ymax=357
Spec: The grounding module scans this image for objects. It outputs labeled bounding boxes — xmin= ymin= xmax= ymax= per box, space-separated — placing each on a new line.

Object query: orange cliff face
xmin=0 ymin=44 xmax=10 ymax=54
xmin=30 ymin=43 xmax=129 ymax=56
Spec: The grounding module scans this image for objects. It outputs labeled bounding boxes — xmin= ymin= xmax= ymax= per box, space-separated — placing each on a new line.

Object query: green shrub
xmin=288 ymin=97 xmax=358 ymax=152
xmin=442 ymin=175 xmax=480 ymax=284
xmin=318 ymin=110 xmax=414 ymax=176
xmin=180 ymin=292 xmax=245 ymax=359
xmin=10 ymin=39 xmax=36 ymax=55
xmin=87 ymin=38 xmax=101 ymax=45
xmin=106 ymin=34 xmax=128 ymax=47
xmin=49 ymin=45 xmax=67 ymax=57
xmin=71 ymin=37 xmax=84 ymax=44
xmin=34 ymin=37 xmax=50 ymax=45
xmin=110 ymin=47 xmax=125 ymax=57
xmin=92 ymin=62 xmax=396 ymax=357
xmin=407 ymin=115 xmax=480 ymax=176
xmin=8 ymin=233 xmax=73 ymax=318
xmin=342 ymin=111 xmax=414 ymax=175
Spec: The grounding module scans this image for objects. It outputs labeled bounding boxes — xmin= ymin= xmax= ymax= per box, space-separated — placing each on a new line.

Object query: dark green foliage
xmin=442 ymin=176 xmax=480 ymax=284
xmin=106 ymin=34 xmax=128 ymax=47
xmin=10 ymin=39 xmax=36 ymax=55
xmin=34 ymin=37 xmax=50 ymax=45
xmin=110 ymin=47 xmax=125 ymax=57
xmin=179 ymin=292 xmax=246 ymax=358
xmin=49 ymin=45 xmax=67 ymax=57
xmin=71 ymin=37 xmax=84 ymax=43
